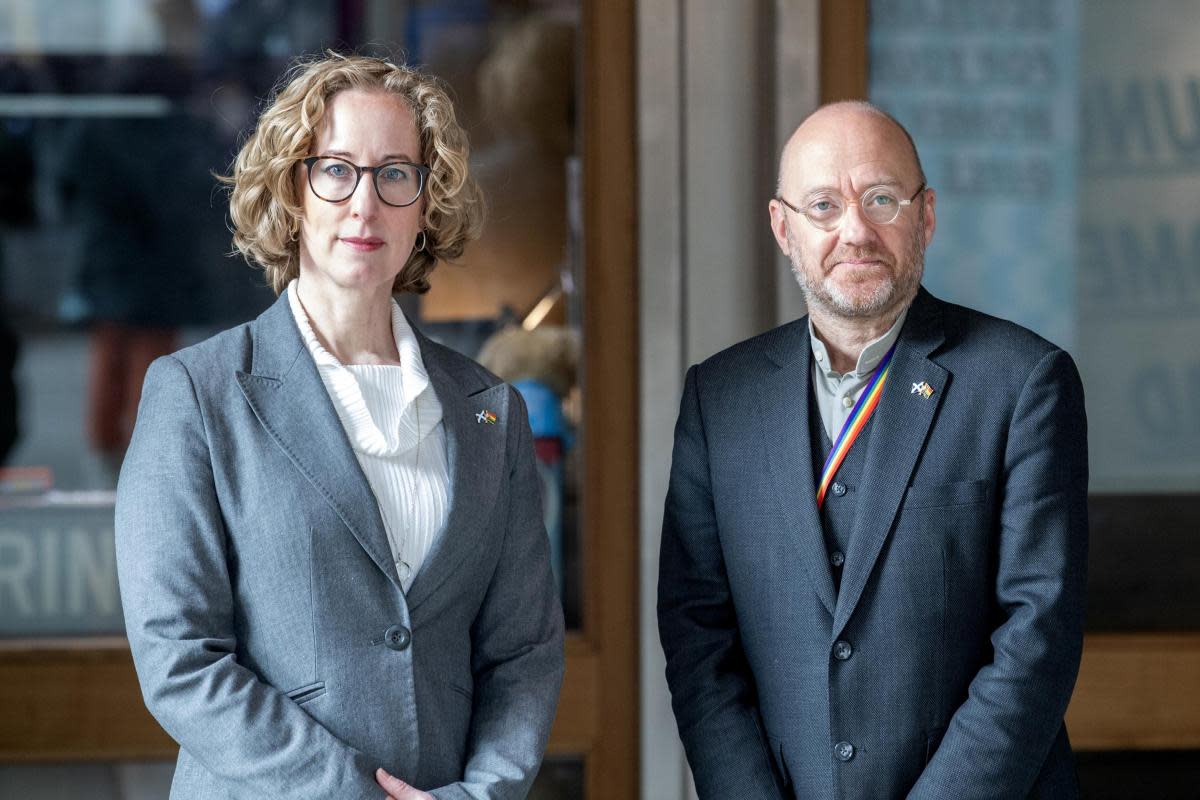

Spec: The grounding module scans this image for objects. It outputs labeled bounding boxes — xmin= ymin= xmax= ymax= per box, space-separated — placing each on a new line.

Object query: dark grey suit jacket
xmin=116 ymin=289 xmax=564 ymax=799
xmin=658 ymin=288 xmax=1088 ymax=799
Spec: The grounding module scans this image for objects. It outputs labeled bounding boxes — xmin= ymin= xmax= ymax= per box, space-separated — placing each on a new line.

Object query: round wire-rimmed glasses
xmin=301 ymin=156 xmax=430 ymax=207
xmin=777 ymin=182 xmax=926 ymax=231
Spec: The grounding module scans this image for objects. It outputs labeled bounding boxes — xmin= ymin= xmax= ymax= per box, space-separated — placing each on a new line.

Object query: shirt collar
xmin=286 ymin=279 xmax=430 ymax=397
xmin=808 ymin=305 xmax=909 ymax=379
xmin=286 ymin=280 xmax=441 ymax=457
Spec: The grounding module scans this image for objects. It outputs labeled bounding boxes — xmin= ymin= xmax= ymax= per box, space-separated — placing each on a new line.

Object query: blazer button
xmin=383 ymin=624 xmax=411 ymax=651
xmin=834 ymin=741 xmax=855 ymax=762
xmin=831 ymin=482 xmax=847 ymax=497
xmin=833 ymin=640 xmax=853 ymax=661
xmin=830 ymin=550 xmax=845 ymax=568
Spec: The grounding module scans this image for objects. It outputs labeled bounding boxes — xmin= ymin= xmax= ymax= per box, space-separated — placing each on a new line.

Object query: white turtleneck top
xmin=287 ymin=280 xmax=450 ymax=592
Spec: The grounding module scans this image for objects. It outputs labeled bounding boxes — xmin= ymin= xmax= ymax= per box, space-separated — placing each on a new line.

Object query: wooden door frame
xmin=548 ymin=0 xmax=640 ymax=797
xmin=820 ymin=0 xmax=869 ymax=102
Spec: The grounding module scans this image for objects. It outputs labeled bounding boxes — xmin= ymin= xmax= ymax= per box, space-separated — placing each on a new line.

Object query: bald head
xmin=777 ymin=101 xmax=924 ymax=197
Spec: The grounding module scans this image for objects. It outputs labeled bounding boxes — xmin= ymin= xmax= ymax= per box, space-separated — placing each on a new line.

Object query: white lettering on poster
xmin=0 ymin=528 xmax=120 ymax=627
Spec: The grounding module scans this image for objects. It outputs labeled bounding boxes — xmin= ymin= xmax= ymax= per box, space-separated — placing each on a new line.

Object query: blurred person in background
xmin=0 ymin=61 xmax=33 ymax=467
xmin=58 ymin=0 xmax=240 ymax=478
xmin=61 ymin=101 xmax=218 ymax=474
xmin=116 ymin=52 xmax=564 ymax=800
xmin=0 ymin=313 xmax=16 ymax=465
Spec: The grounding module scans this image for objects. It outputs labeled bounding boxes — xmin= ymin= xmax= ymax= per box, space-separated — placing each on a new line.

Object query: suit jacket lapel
xmin=404 ymin=329 xmax=509 ymax=613
xmin=757 ymin=320 xmax=837 ymax=617
xmin=832 ymin=290 xmax=948 ymax=636
xmin=235 ymin=290 xmax=401 ymax=592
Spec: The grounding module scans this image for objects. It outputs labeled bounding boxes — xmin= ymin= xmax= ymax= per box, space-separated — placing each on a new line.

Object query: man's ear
xmin=921 ymin=187 xmax=936 ymax=248
xmin=768 ymin=199 xmax=792 ymax=256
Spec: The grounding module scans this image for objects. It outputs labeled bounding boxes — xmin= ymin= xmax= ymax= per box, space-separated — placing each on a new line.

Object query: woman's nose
xmin=349 ymin=173 xmax=380 ymax=219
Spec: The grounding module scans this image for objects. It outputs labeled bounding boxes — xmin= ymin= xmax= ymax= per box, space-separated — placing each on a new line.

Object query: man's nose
xmin=837 ymin=201 xmax=879 ymax=245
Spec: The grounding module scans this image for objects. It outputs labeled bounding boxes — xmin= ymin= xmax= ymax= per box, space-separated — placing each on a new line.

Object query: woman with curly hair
xmin=115 ymin=53 xmax=564 ymax=800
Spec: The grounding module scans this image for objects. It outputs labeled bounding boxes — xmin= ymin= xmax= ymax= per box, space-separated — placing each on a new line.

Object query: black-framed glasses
xmin=301 ymin=156 xmax=430 ymax=207
xmin=777 ymin=183 xmax=926 ymax=231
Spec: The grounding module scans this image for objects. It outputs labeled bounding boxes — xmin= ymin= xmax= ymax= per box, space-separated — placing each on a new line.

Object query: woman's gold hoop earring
xmin=414 ymin=230 xmax=427 ymax=252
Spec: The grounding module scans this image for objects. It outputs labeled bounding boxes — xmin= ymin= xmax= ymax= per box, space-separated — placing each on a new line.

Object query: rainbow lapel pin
xmin=476 ymin=409 xmax=498 ymax=425
xmin=910 ymin=381 xmax=935 ymax=399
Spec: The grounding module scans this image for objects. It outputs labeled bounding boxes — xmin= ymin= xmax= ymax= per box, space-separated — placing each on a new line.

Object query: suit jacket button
xmin=384 ymin=624 xmax=411 ymax=651
xmin=833 ymin=640 xmax=853 ymax=661
xmin=831 ymin=482 xmax=847 ymax=497
xmin=830 ymin=550 xmax=845 ymax=568
xmin=834 ymin=741 xmax=855 ymax=762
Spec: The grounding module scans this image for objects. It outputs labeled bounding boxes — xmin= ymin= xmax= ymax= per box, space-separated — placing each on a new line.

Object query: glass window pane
xmin=868 ymin=0 xmax=1200 ymax=494
xmin=867 ymin=0 xmax=1200 ymax=636
xmin=1 ymin=1 xmax=338 ymax=639
xmin=1077 ymin=0 xmax=1200 ymax=493
xmin=0 ymin=1 xmax=591 ymax=792
xmin=1 ymin=0 xmax=583 ymax=636
xmin=384 ymin=2 xmax=584 ymax=630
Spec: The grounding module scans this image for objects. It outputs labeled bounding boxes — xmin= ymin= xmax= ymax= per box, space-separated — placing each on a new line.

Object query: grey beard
xmin=789 ymin=230 xmax=926 ymax=319
xmin=793 ymin=266 xmax=893 ymax=317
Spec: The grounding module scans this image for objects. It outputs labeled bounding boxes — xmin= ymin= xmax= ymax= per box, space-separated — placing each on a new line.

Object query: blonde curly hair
xmin=223 ymin=52 xmax=484 ymax=295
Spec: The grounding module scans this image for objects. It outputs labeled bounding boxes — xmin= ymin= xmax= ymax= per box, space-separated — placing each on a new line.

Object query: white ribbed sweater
xmin=287 ymin=282 xmax=449 ymax=592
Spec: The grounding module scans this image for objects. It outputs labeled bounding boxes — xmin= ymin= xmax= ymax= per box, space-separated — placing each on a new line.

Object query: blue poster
xmin=1075 ymin=0 xmax=1200 ymax=491
xmin=869 ymin=0 xmax=1080 ymax=349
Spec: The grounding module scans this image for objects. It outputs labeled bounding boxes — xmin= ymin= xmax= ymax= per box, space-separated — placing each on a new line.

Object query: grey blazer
xmin=116 ymin=290 xmax=564 ymax=799
xmin=659 ymin=289 xmax=1088 ymax=799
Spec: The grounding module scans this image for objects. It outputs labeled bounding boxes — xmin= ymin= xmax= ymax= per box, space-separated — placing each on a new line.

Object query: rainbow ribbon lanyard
xmin=816 ymin=342 xmax=898 ymax=510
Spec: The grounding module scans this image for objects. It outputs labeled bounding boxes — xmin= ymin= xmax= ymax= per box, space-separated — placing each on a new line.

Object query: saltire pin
xmin=476 ymin=409 xmax=498 ymax=424
xmin=910 ymin=381 xmax=934 ymax=399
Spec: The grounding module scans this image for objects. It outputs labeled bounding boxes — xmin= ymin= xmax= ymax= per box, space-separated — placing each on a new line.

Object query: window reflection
xmin=867 ymin=0 xmax=1200 ymax=637
xmin=411 ymin=4 xmax=584 ymax=631
xmin=1 ymin=1 xmax=583 ymax=635
xmin=2 ymin=3 xmax=587 ymax=796
xmin=867 ymin=0 xmax=1200 ymax=495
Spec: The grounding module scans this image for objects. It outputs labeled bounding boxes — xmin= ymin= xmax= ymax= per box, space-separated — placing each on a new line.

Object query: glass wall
xmin=400 ymin=0 xmax=585 ymax=632
xmin=1076 ymin=0 xmax=1200 ymax=495
xmin=868 ymin=0 xmax=1200 ymax=609
xmin=0 ymin=0 xmax=583 ymax=796
xmin=868 ymin=0 xmax=1199 ymax=793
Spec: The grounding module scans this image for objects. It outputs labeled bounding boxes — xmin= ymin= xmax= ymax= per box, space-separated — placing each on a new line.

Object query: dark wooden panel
xmin=1076 ymin=750 xmax=1200 ymax=800
xmin=529 ymin=756 xmax=584 ymax=800
xmin=0 ymin=634 xmax=601 ymax=762
xmin=578 ymin=0 xmax=640 ymax=796
xmin=1067 ymin=633 xmax=1200 ymax=750
xmin=1086 ymin=494 xmax=1200 ymax=632
xmin=0 ymin=638 xmax=173 ymax=761
xmin=547 ymin=636 xmax=599 ymax=753
xmin=820 ymin=0 xmax=869 ymax=103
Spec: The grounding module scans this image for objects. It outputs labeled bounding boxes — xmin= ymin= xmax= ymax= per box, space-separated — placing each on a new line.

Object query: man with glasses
xmin=659 ymin=101 xmax=1087 ymax=799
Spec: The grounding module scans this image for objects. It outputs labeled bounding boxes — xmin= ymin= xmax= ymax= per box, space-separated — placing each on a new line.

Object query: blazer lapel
xmin=832 ymin=290 xmax=948 ymax=636
xmin=757 ymin=320 xmax=837 ymax=617
xmin=404 ymin=330 xmax=509 ymax=613
xmin=235 ymin=290 xmax=402 ymax=592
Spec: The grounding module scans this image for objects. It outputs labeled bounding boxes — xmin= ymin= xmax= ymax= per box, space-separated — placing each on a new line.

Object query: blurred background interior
xmin=0 ymin=1 xmax=1196 ymax=798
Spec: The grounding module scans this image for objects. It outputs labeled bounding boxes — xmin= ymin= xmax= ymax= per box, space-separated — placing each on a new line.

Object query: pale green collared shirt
xmin=809 ymin=306 xmax=909 ymax=443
